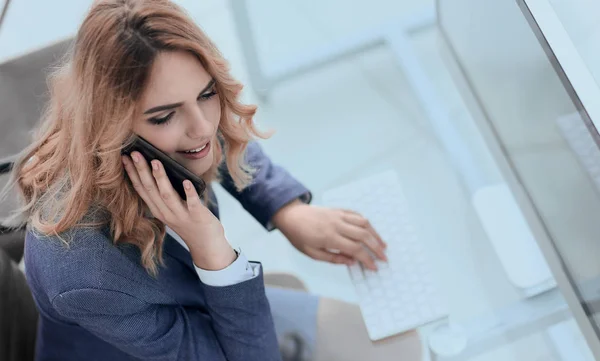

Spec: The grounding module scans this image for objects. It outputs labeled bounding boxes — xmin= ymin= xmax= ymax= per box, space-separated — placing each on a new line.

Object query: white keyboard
xmin=323 ymin=171 xmax=448 ymax=341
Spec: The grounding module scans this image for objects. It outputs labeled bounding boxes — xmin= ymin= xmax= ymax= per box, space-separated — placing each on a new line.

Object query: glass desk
xmin=405 ymin=0 xmax=600 ymax=359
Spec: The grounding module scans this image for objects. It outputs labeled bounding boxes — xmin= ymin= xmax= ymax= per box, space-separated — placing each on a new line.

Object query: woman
xmin=2 ymin=0 xmax=422 ymax=360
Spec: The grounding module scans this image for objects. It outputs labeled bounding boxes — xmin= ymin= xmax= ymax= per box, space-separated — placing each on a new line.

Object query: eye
xmin=198 ymin=89 xmax=217 ymax=101
xmin=148 ymin=111 xmax=175 ymax=125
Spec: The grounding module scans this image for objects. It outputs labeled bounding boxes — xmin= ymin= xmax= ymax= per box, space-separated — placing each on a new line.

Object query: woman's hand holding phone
xmin=122 ymin=151 xmax=237 ymax=271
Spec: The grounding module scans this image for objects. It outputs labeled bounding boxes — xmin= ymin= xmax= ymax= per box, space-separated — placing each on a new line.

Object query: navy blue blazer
xmin=24 ymin=142 xmax=311 ymax=361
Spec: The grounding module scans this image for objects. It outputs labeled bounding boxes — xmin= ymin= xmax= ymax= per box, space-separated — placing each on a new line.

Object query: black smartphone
xmin=122 ymin=135 xmax=207 ymax=200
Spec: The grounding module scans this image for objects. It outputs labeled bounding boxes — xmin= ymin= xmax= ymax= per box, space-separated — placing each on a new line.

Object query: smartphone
xmin=122 ymin=135 xmax=207 ymax=200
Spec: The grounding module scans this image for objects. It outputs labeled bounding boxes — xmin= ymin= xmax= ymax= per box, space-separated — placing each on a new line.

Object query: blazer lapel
xmin=162 ymin=233 xmax=196 ymax=273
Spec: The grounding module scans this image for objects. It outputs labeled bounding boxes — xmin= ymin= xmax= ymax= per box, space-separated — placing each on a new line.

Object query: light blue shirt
xmin=166 ymin=226 xmax=259 ymax=286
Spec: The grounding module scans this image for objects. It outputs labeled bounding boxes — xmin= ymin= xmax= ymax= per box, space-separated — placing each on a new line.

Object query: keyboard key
xmin=364 ymin=269 xmax=378 ymax=280
xmin=393 ymin=309 xmax=405 ymax=321
xmin=355 ymin=283 xmax=369 ymax=297
xmin=348 ymin=263 xmax=364 ymax=282
xmin=372 ymin=289 xmax=384 ymax=299
xmin=376 ymin=260 xmax=389 ymax=271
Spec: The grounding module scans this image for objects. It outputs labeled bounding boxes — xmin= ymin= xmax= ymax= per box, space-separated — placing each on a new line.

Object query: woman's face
xmin=133 ymin=51 xmax=221 ymax=177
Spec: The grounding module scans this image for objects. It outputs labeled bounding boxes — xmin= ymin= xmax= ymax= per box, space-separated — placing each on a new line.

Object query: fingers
xmin=123 ymin=152 xmax=182 ymax=222
xmin=122 ymin=154 xmax=162 ymax=218
xmin=338 ymin=222 xmax=387 ymax=263
xmin=123 ymin=151 xmax=212 ymax=227
xmin=183 ymin=180 xmax=205 ymax=217
xmin=338 ymin=211 xmax=387 ymax=268
xmin=150 ymin=159 xmax=186 ymax=216
xmin=330 ymin=235 xmax=378 ymax=271
xmin=343 ymin=210 xmax=387 ymax=249
xmin=303 ymin=247 xmax=355 ymax=266
xmin=367 ymin=223 xmax=387 ymax=249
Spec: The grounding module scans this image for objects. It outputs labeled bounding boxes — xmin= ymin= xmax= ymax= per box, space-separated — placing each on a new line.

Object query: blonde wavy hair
xmin=0 ymin=0 xmax=266 ymax=275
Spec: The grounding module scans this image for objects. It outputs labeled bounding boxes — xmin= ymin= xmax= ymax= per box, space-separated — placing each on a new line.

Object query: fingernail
xmin=184 ymin=180 xmax=191 ymax=190
xmin=152 ymin=161 xmax=158 ymax=171
xmin=132 ymin=153 xmax=139 ymax=163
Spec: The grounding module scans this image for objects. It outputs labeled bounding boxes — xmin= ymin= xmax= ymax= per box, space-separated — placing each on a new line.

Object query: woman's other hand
xmin=272 ymin=201 xmax=387 ymax=271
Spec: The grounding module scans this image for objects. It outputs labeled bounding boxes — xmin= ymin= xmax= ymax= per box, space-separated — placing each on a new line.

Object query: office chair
xmin=0 ymin=156 xmax=37 ymax=361
xmin=0 ymin=246 xmax=37 ymax=361
xmin=0 ymin=157 xmax=25 ymax=264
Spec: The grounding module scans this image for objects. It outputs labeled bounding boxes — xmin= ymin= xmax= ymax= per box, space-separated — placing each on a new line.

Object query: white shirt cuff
xmin=193 ymin=248 xmax=260 ymax=287
xmin=165 ymin=226 xmax=259 ymax=287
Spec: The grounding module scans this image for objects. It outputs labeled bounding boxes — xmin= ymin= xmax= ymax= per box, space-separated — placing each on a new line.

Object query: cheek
xmin=132 ymin=122 xmax=182 ymax=154
xmin=209 ymin=98 xmax=222 ymax=127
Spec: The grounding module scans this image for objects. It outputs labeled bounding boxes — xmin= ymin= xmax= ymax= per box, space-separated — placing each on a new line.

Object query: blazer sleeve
xmin=219 ymin=141 xmax=312 ymax=230
xmin=52 ymin=266 xmax=282 ymax=361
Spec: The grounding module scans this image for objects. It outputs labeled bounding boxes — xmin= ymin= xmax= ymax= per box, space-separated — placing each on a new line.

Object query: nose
xmin=186 ymin=107 xmax=213 ymax=140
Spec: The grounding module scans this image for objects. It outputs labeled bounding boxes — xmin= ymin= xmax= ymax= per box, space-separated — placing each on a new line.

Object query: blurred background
xmin=4 ymin=0 xmax=600 ymax=360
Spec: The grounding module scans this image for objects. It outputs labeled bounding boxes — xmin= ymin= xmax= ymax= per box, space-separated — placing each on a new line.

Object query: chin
xmin=190 ymin=162 xmax=212 ymax=177
xmin=186 ymin=149 xmax=214 ymax=177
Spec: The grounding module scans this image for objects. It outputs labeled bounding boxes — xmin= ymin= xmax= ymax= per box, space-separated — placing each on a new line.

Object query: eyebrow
xmin=143 ymin=78 xmax=216 ymax=115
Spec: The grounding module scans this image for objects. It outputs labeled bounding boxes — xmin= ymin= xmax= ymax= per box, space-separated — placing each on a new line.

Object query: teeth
xmin=184 ymin=144 xmax=207 ymax=153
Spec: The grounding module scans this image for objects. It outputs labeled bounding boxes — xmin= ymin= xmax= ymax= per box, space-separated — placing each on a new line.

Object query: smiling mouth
xmin=179 ymin=143 xmax=208 ymax=154
xmin=175 ymin=141 xmax=211 ymax=160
